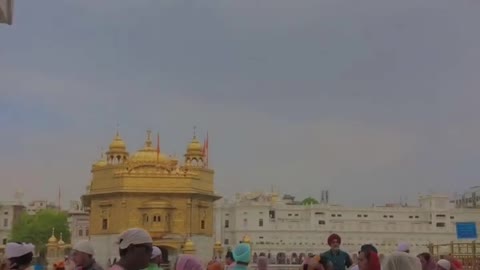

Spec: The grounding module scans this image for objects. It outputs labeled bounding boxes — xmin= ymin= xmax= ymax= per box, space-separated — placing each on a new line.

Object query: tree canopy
xmin=9 ymin=209 xmax=71 ymax=253
xmin=301 ymin=197 xmax=319 ymax=205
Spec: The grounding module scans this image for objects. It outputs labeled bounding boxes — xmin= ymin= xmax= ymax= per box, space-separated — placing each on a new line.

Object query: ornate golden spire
xmin=184 ymin=127 xmax=204 ymax=166
xmin=145 ymin=129 xmax=153 ymax=148
xmin=106 ymin=129 xmax=129 ymax=164
xmin=48 ymin=228 xmax=57 ymax=243
xmin=58 ymin=232 xmax=65 ymax=246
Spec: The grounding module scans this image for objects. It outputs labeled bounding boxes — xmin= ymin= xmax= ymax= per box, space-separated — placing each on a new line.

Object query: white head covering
xmin=117 ymin=228 xmax=153 ymax=249
xmin=396 ymin=242 xmax=410 ymax=252
xmin=5 ymin=243 xmax=35 ymax=259
xmin=383 ymin=252 xmax=421 ymax=270
xmin=437 ymin=259 xmax=451 ymax=270
xmin=73 ymin=240 xmax=95 ymax=256
xmin=151 ymin=246 xmax=162 ymax=259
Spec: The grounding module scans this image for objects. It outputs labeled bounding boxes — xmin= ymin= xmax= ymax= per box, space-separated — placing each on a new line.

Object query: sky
xmin=1 ymin=0 xmax=480 ymax=207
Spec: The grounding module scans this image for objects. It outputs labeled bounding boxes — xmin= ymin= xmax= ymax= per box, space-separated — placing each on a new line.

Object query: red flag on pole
xmin=205 ymin=132 xmax=209 ymax=166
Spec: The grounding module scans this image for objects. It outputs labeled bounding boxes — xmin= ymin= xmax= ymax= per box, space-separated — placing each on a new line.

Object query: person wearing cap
xmin=4 ymin=242 xmax=35 ymax=270
xmin=230 ymin=243 xmax=251 ymax=270
xmin=439 ymin=252 xmax=462 ymax=270
xmin=71 ymin=240 xmax=103 ymax=270
xmin=110 ymin=228 xmax=153 ymax=270
xmin=144 ymin=247 xmax=163 ymax=270
xmin=437 ymin=259 xmax=451 ymax=270
xmin=396 ymin=243 xmax=410 ymax=253
xmin=321 ymin=234 xmax=352 ymax=270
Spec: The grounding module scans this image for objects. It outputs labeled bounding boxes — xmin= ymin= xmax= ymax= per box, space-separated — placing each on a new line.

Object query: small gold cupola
xmin=106 ymin=130 xmax=129 ymax=164
xmin=184 ymin=127 xmax=204 ymax=166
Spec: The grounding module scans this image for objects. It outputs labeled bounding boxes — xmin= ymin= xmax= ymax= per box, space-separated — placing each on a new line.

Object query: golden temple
xmin=82 ymin=129 xmax=220 ymax=264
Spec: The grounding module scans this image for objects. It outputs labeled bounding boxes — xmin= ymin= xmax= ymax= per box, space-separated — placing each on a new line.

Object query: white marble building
xmin=215 ymin=192 xmax=480 ymax=263
xmin=67 ymin=201 xmax=90 ymax=245
xmin=0 ymin=201 xmax=25 ymax=245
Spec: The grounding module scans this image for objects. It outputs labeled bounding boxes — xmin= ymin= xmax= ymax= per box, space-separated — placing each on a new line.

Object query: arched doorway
xmin=276 ymin=252 xmax=286 ymax=264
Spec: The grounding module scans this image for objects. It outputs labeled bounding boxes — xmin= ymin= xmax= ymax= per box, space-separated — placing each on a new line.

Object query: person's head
xmin=72 ymin=240 xmax=95 ymax=267
xmin=357 ymin=246 xmax=380 ymax=270
xmin=307 ymin=256 xmax=324 ymax=270
xmin=175 ymin=255 xmax=203 ymax=270
xmin=232 ymin=243 xmax=251 ymax=266
xmin=383 ymin=252 xmax=421 ymax=270
xmin=53 ymin=261 xmax=65 ymax=270
xmin=117 ymin=228 xmax=153 ymax=270
xmin=256 ymin=256 xmax=268 ymax=270
xmin=5 ymin=243 xmax=35 ymax=270
xmin=150 ymin=247 xmax=162 ymax=265
xmin=206 ymin=261 xmax=223 ymax=270
xmin=225 ymin=251 xmax=235 ymax=265
xmin=417 ymin=252 xmax=431 ymax=268
xmin=327 ymin=234 xmax=341 ymax=251
xmin=437 ymin=259 xmax=451 ymax=270
xmin=396 ymin=243 xmax=410 ymax=253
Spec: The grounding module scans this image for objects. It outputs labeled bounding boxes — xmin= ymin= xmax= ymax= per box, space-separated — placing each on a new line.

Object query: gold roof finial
xmin=109 ymin=127 xmax=127 ymax=151
xmin=48 ymin=227 xmax=57 ymax=243
xmin=58 ymin=232 xmax=65 ymax=246
xmin=145 ymin=129 xmax=153 ymax=148
xmin=193 ymin=126 xmax=197 ymax=139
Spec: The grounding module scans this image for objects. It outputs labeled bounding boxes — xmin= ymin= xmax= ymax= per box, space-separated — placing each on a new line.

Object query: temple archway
xmin=276 ymin=252 xmax=286 ymax=264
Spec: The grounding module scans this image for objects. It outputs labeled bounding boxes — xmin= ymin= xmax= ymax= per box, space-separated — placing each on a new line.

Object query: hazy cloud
xmin=1 ymin=0 xmax=480 ymax=206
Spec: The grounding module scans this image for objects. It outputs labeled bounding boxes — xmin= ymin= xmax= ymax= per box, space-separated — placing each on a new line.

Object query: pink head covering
xmin=176 ymin=255 xmax=204 ymax=270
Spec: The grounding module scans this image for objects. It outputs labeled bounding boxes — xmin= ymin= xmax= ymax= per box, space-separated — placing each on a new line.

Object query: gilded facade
xmin=82 ymin=130 xmax=220 ymax=266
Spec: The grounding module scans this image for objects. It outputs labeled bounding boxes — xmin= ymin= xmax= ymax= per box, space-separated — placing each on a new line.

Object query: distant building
xmin=455 ymin=186 xmax=480 ymax=208
xmin=0 ymin=0 xmax=13 ymax=25
xmin=0 ymin=201 xmax=26 ymax=244
xmin=26 ymin=200 xmax=56 ymax=215
xmin=215 ymin=191 xmax=480 ymax=263
xmin=67 ymin=201 xmax=90 ymax=245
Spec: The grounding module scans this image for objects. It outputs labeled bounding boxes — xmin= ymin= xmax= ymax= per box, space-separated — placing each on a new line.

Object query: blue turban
xmin=233 ymin=243 xmax=251 ymax=264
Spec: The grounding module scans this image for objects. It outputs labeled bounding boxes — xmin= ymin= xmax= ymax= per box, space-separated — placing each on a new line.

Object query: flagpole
xmin=156 ymin=132 xmax=160 ymax=162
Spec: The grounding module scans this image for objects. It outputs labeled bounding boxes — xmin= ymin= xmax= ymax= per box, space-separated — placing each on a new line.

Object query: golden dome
xmin=109 ymin=132 xmax=126 ymax=151
xmin=242 ymin=235 xmax=251 ymax=243
xmin=93 ymin=159 xmax=107 ymax=167
xmin=48 ymin=228 xmax=57 ymax=243
xmin=131 ymin=149 xmax=168 ymax=162
xmin=58 ymin=233 xmax=65 ymax=246
xmin=187 ymin=138 xmax=202 ymax=151
xmin=130 ymin=130 xmax=169 ymax=162
xmin=183 ymin=239 xmax=196 ymax=250
xmin=93 ymin=152 xmax=107 ymax=168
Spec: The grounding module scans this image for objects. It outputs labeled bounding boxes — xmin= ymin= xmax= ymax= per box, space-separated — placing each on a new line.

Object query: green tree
xmin=301 ymin=197 xmax=319 ymax=205
xmin=9 ymin=209 xmax=71 ymax=253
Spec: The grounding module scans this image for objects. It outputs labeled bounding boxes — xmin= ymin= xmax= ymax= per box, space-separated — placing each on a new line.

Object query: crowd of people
xmin=0 ymin=230 xmax=468 ymax=270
